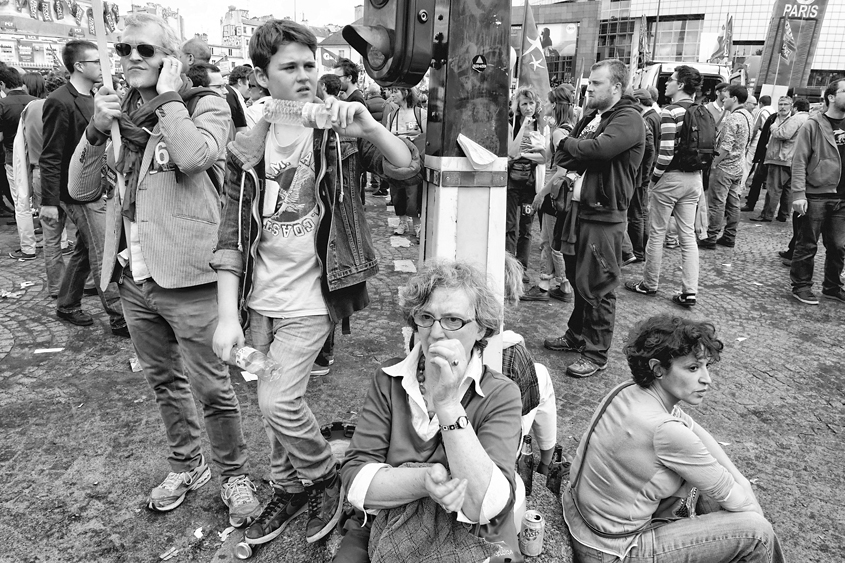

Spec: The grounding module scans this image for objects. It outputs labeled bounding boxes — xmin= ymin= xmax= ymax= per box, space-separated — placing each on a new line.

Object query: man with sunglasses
xmin=67 ymin=13 xmax=261 ymax=529
xmin=39 ymin=40 xmax=127 ymax=335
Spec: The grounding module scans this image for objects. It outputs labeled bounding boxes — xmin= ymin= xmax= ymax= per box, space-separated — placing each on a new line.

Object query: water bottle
xmin=517 ymin=435 xmax=535 ymax=496
xmin=263 ymin=99 xmax=332 ymax=129
xmin=230 ymin=345 xmax=284 ymax=382
xmin=545 ymin=444 xmax=569 ymax=497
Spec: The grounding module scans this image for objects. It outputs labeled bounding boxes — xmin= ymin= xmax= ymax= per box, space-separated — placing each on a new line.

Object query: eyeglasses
xmin=114 ymin=42 xmax=170 ymax=58
xmin=667 ymin=77 xmax=678 ymax=84
xmin=77 ymin=60 xmax=101 ymax=65
xmin=413 ymin=312 xmax=474 ymax=331
xmin=248 ymin=83 xmax=259 ymax=88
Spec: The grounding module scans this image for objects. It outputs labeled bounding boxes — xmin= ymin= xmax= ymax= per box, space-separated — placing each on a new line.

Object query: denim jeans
xmin=760 ymin=164 xmax=791 ymax=221
xmin=790 ymin=198 xmax=845 ymax=293
xmin=506 ymin=186 xmax=536 ymax=270
xmin=624 ymin=183 xmax=649 ymax=260
xmin=643 ymin=171 xmax=701 ymax=294
xmin=57 ymin=199 xmax=124 ymax=328
xmin=572 ymin=509 xmax=785 ymax=563
xmin=7 ymin=163 xmax=36 ymax=254
xmin=538 ymin=212 xmax=565 ymax=289
xmin=39 ymin=190 xmax=72 ymax=298
xmin=120 ymin=278 xmax=249 ymax=479
xmin=705 ymin=167 xmax=742 ymax=244
xmin=249 ymin=312 xmax=335 ymax=492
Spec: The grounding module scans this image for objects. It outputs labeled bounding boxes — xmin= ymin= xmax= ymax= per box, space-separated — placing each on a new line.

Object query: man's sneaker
xmin=697 ymin=239 xmax=716 ymax=249
xmin=57 ymin=309 xmax=94 ymax=326
xmin=672 ymin=293 xmax=697 ymax=307
xmin=9 ymin=249 xmax=36 ymax=260
xmin=548 ymin=286 xmax=573 ymax=303
xmin=664 ymin=239 xmax=679 ymax=249
xmin=244 ymin=489 xmax=308 ymax=544
xmin=61 ymin=241 xmax=75 ymax=256
xmin=822 ymin=288 xmax=845 ymax=303
xmin=520 ymin=286 xmax=549 ymax=302
xmin=305 ymin=470 xmax=344 ymax=543
xmin=715 ymin=238 xmax=735 ymax=248
xmin=544 ymin=335 xmax=582 ymax=353
xmin=621 ymin=254 xmax=637 ymax=266
xmin=566 ymin=358 xmax=607 ymax=378
xmin=393 ymin=220 xmax=407 ymax=235
xmin=148 ymin=456 xmax=211 ymax=512
xmin=792 ymin=288 xmax=819 ymax=305
xmin=310 ymin=362 xmax=330 ymax=376
xmin=221 ymin=475 xmax=262 ymax=528
xmin=778 ymin=250 xmax=792 ymax=260
xmin=624 ymin=280 xmax=656 ymax=295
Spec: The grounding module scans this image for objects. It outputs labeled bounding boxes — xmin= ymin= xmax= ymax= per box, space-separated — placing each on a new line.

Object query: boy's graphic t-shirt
xmin=248 ymin=123 xmax=327 ymax=317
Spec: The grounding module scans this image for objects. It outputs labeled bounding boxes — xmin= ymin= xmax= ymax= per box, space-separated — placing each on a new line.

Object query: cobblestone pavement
xmin=0 ymin=194 xmax=842 ymax=563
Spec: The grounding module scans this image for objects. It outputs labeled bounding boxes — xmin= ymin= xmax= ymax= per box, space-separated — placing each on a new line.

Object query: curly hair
xmin=625 ymin=315 xmax=724 ymax=388
xmin=399 ymin=260 xmax=502 ymax=352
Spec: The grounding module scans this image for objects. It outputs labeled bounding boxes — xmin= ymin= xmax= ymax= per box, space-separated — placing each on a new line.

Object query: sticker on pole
xmin=471 ymin=55 xmax=487 ymax=73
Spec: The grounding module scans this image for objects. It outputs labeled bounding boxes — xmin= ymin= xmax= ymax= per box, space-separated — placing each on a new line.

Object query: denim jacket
xmin=211 ymin=118 xmax=421 ymax=325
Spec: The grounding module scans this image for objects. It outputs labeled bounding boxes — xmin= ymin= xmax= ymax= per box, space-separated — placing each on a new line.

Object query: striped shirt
xmin=651 ymin=98 xmax=693 ymax=184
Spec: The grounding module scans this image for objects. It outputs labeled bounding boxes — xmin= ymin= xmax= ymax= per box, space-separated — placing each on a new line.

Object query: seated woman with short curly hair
xmin=562 ymin=315 xmax=784 ymax=563
xmin=335 ymin=260 xmax=524 ymax=563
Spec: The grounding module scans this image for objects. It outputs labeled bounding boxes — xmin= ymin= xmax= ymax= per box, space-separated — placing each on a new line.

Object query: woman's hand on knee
xmin=425 ymin=463 xmax=467 ymax=514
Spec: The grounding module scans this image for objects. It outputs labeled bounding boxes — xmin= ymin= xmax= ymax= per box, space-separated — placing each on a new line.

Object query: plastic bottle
xmin=230 ymin=345 xmax=284 ymax=382
xmin=517 ymin=435 xmax=535 ymax=496
xmin=263 ymin=99 xmax=332 ymax=129
xmin=545 ymin=444 xmax=568 ymax=497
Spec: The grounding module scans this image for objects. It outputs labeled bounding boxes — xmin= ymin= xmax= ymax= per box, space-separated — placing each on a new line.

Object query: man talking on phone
xmin=67 ymin=13 xmax=261 ymax=528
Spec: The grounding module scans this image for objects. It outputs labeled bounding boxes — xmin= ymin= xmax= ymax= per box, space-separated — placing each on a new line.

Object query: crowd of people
xmin=3 ymin=11 xmax=831 ymax=562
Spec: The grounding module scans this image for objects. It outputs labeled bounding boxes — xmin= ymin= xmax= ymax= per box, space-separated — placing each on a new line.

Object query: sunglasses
xmin=114 ymin=42 xmax=170 ymax=58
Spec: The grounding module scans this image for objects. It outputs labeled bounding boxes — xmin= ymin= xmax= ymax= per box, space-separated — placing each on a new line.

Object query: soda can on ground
xmin=518 ymin=509 xmax=545 ymax=556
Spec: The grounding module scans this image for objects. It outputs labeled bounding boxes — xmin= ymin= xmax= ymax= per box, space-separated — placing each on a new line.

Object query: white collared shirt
xmin=347 ymin=343 xmax=510 ymax=525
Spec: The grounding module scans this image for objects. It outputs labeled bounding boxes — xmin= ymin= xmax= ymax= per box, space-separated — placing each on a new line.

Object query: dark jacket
xmin=40 ymin=82 xmax=93 ymax=207
xmin=0 ymin=90 xmax=36 ymax=163
xmin=211 ymin=119 xmax=421 ymax=325
xmin=555 ymin=95 xmax=645 ymax=223
xmin=753 ymin=112 xmax=778 ymax=164
xmin=642 ymin=107 xmax=661 ymax=163
xmin=791 ymin=111 xmax=843 ymax=200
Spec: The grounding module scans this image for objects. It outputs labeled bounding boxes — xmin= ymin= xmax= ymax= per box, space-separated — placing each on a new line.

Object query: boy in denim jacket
xmin=210 ymin=19 xmax=420 ymax=546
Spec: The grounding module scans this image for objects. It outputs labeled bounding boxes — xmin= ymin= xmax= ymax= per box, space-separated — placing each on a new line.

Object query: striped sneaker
xmin=148 ymin=456 xmax=211 ymax=512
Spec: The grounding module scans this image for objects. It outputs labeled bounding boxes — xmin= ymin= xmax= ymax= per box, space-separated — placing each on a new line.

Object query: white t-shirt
xmin=248 ymin=123 xmax=327 ymax=317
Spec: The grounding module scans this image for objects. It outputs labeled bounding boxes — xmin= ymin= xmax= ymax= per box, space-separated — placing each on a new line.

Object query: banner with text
xmin=758 ymin=0 xmax=829 ymax=88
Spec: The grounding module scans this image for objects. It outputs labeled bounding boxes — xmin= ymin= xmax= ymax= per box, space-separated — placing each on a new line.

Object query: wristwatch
xmin=441 ymin=416 xmax=469 ymax=432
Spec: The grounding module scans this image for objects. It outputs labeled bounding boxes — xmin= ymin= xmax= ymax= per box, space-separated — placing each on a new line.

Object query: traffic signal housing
xmin=342 ymin=0 xmax=435 ymax=88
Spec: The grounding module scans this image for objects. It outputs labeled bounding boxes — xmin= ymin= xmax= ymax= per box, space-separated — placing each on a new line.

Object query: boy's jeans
xmin=250 ymin=312 xmax=335 ymax=492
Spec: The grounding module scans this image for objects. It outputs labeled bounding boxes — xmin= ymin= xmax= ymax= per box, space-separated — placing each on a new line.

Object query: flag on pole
xmin=517 ymin=0 xmax=550 ymax=98
xmin=708 ymin=14 xmax=732 ymax=65
xmin=637 ymin=14 xmax=651 ymax=68
xmin=779 ymin=19 xmax=796 ymax=63
xmin=320 ymin=48 xmax=339 ymax=69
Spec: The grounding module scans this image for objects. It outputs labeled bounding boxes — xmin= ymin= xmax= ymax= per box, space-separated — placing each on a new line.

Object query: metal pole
xmin=651 ymin=0 xmax=660 ymax=61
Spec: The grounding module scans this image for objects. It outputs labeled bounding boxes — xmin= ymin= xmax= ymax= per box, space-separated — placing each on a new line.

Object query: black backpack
xmin=671 ymin=102 xmax=717 ymax=172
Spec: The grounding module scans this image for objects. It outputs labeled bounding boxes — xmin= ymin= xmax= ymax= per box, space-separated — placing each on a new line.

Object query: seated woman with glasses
xmin=563 ymin=315 xmax=784 ymax=563
xmin=335 ymin=260 xmax=524 ymax=563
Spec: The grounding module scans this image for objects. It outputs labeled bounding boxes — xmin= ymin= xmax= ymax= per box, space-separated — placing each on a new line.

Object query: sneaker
xmin=778 ymin=250 xmax=792 ymax=260
xmin=792 ymin=288 xmax=819 ymax=305
xmin=61 ymin=241 xmax=75 ymax=256
xmin=544 ymin=335 xmax=582 ymax=353
xmin=822 ymin=288 xmax=845 ymax=303
xmin=244 ymin=489 xmax=308 ymax=544
xmin=414 ymin=224 xmax=421 ymax=239
xmin=697 ymin=239 xmax=716 ymax=250
xmin=566 ymin=357 xmax=607 ymax=378
xmin=624 ymin=280 xmax=656 ymax=295
xmin=221 ymin=475 xmax=262 ymax=528
xmin=148 ymin=456 xmax=211 ymax=512
xmin=310 ymin=362 xmax=330 ymax=376
xmin=305 ymin=469 xmax=344 ymax=543
xmin=111 ymin=324 xmax=131 ymax=338
xmin=664 ymin=239 xmax=679 ymax=249
xmin=548 ymin=286 xmax=573 ymax=302
xmin=520 ymin=286 xmax=549 ymax=302
xmin=621 ymin=254 xmax=637 ymax=266
xmin=9 ymin=249 xmax=36 ymax=260
xmin=57 ymin=309 xmax=94 ymax=326
xmin=393 ymin=220 xmax=407 ymax=235
xmin=715 ymin=238 xmax=735 ymax=248
xmin=672 ymin=293 xmax=697 ymax=307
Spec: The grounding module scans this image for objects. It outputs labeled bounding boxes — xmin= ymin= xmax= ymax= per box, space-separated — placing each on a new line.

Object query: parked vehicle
xmin=632 ymin=62 xmax=732 ymax=106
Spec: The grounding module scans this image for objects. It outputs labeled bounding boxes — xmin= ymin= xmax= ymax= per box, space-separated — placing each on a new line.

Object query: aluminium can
xmin=519 ymin=509 xmax=545 ymax=556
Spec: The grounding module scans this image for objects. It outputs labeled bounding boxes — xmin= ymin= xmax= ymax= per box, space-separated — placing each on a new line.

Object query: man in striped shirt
xmin=699 ymin=85 xmax=752 ymax=250
xmin=625 ymin=65 xmax=703 ymax=308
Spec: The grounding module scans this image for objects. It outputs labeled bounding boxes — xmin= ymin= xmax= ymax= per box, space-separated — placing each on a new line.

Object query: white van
xmin=632 ymin=62 xmax=731 ymax=106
